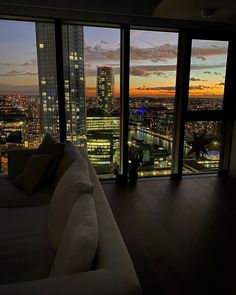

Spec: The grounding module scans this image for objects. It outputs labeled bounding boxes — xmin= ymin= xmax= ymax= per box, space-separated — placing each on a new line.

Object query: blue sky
xmin=0 ymin=20 xmax=36 ymax=64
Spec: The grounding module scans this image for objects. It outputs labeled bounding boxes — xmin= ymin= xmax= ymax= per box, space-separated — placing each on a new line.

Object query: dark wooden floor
xmin=102 ymin=176 xmax=236 ymax=295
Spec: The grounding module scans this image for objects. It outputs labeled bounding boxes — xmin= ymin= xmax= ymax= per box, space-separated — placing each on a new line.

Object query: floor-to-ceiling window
xmin=0 ymin=19 xmax=40 ymax=159
xmin=0 ymin=17 xmax=233 ymax=179
xmin=183 ymin=38 xmax=228 ymax=174
xmin=62 ymin=25 xmax=121 ymax=179
xmin=129 ymin=29 xmax=178 ymax=176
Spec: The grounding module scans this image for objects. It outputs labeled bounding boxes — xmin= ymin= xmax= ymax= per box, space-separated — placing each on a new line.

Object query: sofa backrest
xmin=48 ymin=154 xmax=94 ymax=252
xmin=88 ymin=165 xmax=138 ymax=273
xmin=49 ymin=193 xmax=98 ymax=276
xmin=53 ymin=141 xmax=82 ymax=189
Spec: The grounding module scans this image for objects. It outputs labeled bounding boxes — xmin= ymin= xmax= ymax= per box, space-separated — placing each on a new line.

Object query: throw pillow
xmin=52 ymin=141 xmax=82 ymax=189
xmin=13 ymin=154 xmax=54 ymax=194
xmin=38 ymin=133 xmax=57 ymax=153
xmin=48 ymin=158 xmax=94 ymax=251
xmin=41 ymin=142 xmax=65 ymax=184
xmin=50 ymin=194 xmax=98 ymax=276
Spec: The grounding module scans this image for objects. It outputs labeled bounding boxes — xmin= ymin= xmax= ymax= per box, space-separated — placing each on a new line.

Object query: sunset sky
xmin=0 ymin=19 xmax=228 ymax=98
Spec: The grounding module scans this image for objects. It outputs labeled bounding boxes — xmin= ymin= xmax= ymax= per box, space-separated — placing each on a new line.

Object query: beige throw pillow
xmin=13 ymin=154 xmax=54 ymax=194
xmin=37 ymin=133 xmax=65 ymax=184
xmin=48 ymin=158 xmax=94 ymax=251
xmin=50 ymin=194 xmax=98 ymax=276
xmin=41 ymin=142 xmax=65 ymax=184
xmin=52 ymin=141 xmax=82 ymax=189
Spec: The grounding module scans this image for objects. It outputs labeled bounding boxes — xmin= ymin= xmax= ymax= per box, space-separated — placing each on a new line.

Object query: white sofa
xmin=0 ymin=141 xmax=142 ymax=295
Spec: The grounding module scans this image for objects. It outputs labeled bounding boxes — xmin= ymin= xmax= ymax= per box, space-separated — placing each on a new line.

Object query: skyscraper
xmin=35 ymin=23 xmax=59 ymax=140
xmin=86 ymin=66 xmax=119 ymax=176
xmin=35 ymin=23 xmax=86 ymax=145
xmin=62 ymin=25 xmax=86 ymax=146
xmin=97 ymin=66 xmax=114 ymax=116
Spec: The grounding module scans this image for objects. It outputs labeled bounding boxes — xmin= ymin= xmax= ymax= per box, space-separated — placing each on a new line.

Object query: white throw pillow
xmin=50 ymin=194 xmax=98 ymax=276
xmin=48 ymin=157 xmax=94 ymax=251
xmin=53 ymin=141 xmax=81 ymax=189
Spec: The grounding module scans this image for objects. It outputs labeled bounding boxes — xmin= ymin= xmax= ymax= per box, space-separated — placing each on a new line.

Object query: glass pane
xmin=0 ymin=20 xmax=60 ymax=174
xmin=129 ymin=30 xmax=178 ymax=177
xmin=0 ymin=21 xmax=38 ymax=174
xmin=36 ymin=23 xmax=59 ymax=140
xmin=63 ymin=25 xmax=120 ymax=179
xmin=183 ymin=121 xmax=222 ymax=174
xmin=188 ymin=40 xmax=228 ymax=111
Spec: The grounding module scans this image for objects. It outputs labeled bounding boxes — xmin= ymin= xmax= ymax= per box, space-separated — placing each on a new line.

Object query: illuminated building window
xmin=39 ymin=43 xmax=44 ymax=48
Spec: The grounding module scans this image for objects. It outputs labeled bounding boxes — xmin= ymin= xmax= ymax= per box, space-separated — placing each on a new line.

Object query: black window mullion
xmin=120 ymin=25 xmax=130 ymax=180
xmin=55 ymin=19 xmax=66 ymax=142
xmin=172 ymin=32 xmax=192 ymax=178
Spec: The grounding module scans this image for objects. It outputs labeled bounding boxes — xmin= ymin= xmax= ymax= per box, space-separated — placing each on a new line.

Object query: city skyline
xmin=0 ymin=19 xmax=228 ymax=98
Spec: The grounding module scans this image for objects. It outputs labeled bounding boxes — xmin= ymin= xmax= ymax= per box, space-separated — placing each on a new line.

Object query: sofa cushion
xmin=53 ymin=141 xmax=82 ymax=189
xmin=37 ymin=133 xmax=65 ymax=184
xmin=42 ymin=143 xmax=65 ymax=184
xmin=0 ymin=205 xmax=54 ymax=285
xmin=7 ymin=149 xmax=40 ymax=180
xmin=50 ymin=194 xmax=98 ymax=276
xmin=0 ymin=175 xmax=53 ymax=207
xmin=78 ymin=147 xmax=92 ymax=165
xmin=48 ymin=158 xmax=94 ymax=251
xmin=38 ymin=133 xmax=57 ymax=153
xmin=12 ymin=154 xmax=54 ymax=194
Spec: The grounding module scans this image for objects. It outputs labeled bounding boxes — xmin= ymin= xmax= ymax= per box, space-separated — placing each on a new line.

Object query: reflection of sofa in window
xmin=0 ymin=140 xmax=141 ymax=295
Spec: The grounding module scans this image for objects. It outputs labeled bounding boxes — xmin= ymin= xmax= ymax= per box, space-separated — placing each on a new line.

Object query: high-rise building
xmin=87 ymin=66 xmax=119 ymax=176
xmin=35 ymin=23 xmax=59 ymax=140
xmin=97 ymin=66 xmax=114 ymax=115
xmin=35 ymin=23 xmax=86 ymax=145
xmin=62 ymin=25 xmax=86 ymax=146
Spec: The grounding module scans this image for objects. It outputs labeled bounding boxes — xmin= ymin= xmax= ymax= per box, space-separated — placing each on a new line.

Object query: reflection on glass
xmin=183 ymin=121 xmax=222 ymax=174
xmin=129 ymin=30 xmax=178 ymax=176
xmin=188 ymin=39 xmax=228 ymax=111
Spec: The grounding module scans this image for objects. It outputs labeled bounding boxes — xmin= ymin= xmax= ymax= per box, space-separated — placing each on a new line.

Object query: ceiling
xmin=1 ymin=0 xmax=236 ymax=24
xmin=0 ymin=0 xmax=158 ymax=16
xmin=153 ymin=0 xmax=236 ymax=24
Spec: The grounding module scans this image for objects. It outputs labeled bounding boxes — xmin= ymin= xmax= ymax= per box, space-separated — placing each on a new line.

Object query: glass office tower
xmin=97 ymin=66 xmax=114 ymax=115
xmin=36 ymin=23 xmax=86 ymax=145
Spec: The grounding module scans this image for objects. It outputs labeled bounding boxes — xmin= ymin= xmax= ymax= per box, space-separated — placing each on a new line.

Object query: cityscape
xmin=0 ymin=20 xmax=228 ymax=177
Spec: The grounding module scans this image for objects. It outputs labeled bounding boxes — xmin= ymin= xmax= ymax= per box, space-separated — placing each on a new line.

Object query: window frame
xmin=173 ymin=31 xmax=235 ymax=177
xmin=1 ymin=17 xmax=236 ymax=179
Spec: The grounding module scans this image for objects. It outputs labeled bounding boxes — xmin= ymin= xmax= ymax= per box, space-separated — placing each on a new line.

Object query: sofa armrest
xmin=0 ymin=269 xmax=142 ymax=295
xmin=8 ymin=149 xmax=39 ymax=180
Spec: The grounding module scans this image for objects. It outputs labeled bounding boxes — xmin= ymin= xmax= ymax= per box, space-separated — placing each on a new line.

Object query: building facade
xmin=35 ymin=23 xmax=86 ymax=145
xmin=87 ymin=66 xmax=119 ymax=176
xmin=96 ymin=66 xmax=114 ymax=116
